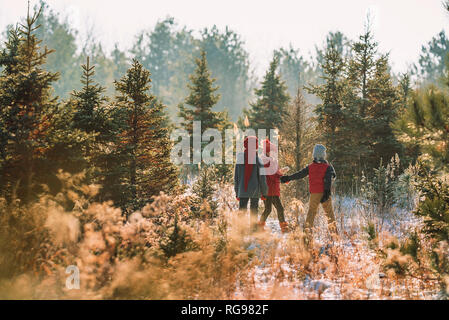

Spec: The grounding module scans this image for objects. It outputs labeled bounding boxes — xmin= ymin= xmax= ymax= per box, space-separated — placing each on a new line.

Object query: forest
xmin=0 ymin=0 xmax=448 ymax=300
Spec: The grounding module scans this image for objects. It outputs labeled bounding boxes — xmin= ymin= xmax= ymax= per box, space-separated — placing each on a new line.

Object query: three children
xmin=234 ymin=140 xmax=337 ymax=237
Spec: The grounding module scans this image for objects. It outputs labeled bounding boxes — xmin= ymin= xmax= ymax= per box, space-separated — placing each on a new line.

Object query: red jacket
xmin=262 ymin=140 xmax=282 ymax=197
xmin=308 ymin=162 xmax=329 ymax=193
xmin=282 ymin=160 xmax=336 ymax=194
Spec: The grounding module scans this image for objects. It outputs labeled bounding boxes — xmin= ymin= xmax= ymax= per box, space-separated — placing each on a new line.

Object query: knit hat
xmin=262 ymin=139 xmax=276 ymax=156
xmin=312 ymin=144 xmax=327 ymax=160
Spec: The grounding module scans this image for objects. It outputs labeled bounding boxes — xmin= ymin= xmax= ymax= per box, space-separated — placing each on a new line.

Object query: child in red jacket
xmin=258 ymin=139 xmax=289 ymax=233
xmin=281 ymin=144 xmax=337 ymax=236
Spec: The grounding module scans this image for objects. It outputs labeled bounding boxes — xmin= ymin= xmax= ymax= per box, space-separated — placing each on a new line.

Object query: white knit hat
xmin=313 ymin=144 xmax=327 ymax=160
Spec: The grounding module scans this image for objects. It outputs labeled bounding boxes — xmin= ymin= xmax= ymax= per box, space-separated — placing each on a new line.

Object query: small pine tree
xmin=191 ymin=165 xmax=218 ymax=219
xmin=413 ymin=162 xmax=449 ymax=296
xmin=243 ymin=56 xmax=290 ymax=130
xmin=178 ymin=49 xmax=223 ymax=134
xmin=159 ymin=213 xmax=193 ymax=259
xmin=178 ymin=50 xmax=226 ymax=177
xmin=69 ymin=56 xmax=125 ymax=196
xmin=72 ymin=57 xmax=107 ymax=135
xmin=115 ymin=59 xmax=178 ymax=213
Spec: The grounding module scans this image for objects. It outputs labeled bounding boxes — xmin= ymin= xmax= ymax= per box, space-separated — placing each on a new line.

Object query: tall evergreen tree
xmin=131 ymin=17 xmax=197 ymax=116
xmin=414 ymin=30 xmax=449 ymax=85
xmin=275 ymin=46 xmax=319 ymax=105
xmin=0 ymin=5 xmax=59 ymax=203
xmin=345 ymin=24 xmax=402 ymax=175
xmin=115 ymin=59 xmax=178 ymax=213
xmin=306 ymin=38 xmax=363 ymax=186
xmin=0 ymin=27 xmax=20 ymax=168
xmin=178 ymin=49 xmax=224 ymax=134
xmin=315 ymin=31 xmax=351 ymax=79
xmin=67 ymin=56 xmax=125 ymax=194
xmin=365 ymin=54 xmax=403 ymax=169
xmin=201 ymin=26 xmax=253 ymax=121
xmin=347 ymin=26 xmax=377 ymax=119
xmin=243 ymin=56 xmax=290 ymax=130
xmin=34 ymin=0 xmax=81 ymax=98
xmin=111 ymin=44 xmax=129 ymax=81
xmin=0 ymin=4 xmax=91 ymax=203
xmin=306 ymin=40 xmax=346 ymax=153
xmin=280 ymin=88 xmax=316 ymax=199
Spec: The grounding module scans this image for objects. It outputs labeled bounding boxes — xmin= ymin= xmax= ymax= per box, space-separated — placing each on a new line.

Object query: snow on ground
xmin=228 ymin=194 xmax=436 ymax=300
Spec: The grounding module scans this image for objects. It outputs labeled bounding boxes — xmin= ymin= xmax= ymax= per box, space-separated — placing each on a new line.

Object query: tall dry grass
xmin=0 ymin=172 xmax=442 ymax=299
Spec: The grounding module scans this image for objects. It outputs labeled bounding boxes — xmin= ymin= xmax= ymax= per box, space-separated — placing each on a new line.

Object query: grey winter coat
xmin=234 ymin=152 xmax=268 ymax=199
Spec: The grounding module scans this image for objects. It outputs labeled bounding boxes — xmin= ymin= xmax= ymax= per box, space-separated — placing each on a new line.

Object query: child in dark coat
xmin=281 ymin=144 xmax=337 ymax=236
xmin=234 ymin=136 xmax=268 ymax=232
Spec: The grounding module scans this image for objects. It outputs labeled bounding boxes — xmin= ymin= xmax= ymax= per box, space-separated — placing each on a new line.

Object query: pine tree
xmin=306 ymin=40 xmax=346 ymax=154
xmin=111 ymin=44 xmax=129 ymax=82
xmin=0 ymin=5 xmax=94 ymax=202
xmin=191 ymin=165 xmax=218 ymax=219
xmin=306 ymin=39 xmax=362 ymax=186
xmin=345 ymin=25 xmax=378 ymax=176
xmin=243 ymin=56 xmax=290 ymax=130
xmin=315 ymin=31 xmax=351 ymax=84
xmin=159 ymin=213 xmax=193 ymax=259
xmin=345 ymin=23 xmax=403 ymax=177
xmin=178 ymin=49 xmax=227 ymax=176
xmin=72 ymin=57 xmax=107 ymax=136
xmin=396 ymin=85 xmax=449 ymax=170
xmin=396 ymin=1 xmax=449 ymax=171
xmin=365 ymin=55 xmax=403 ymax=169
xmin=201 ymin=26 xmax=253 ymax=121
xmin=0 ymin=5 xmax=59 ymax=203
xmin=413 ymin=162 xmax=449 ymax=296
xmin=348 ymin=26 xmax=377 ymax=118
xmin=178 ymin=49 xmax=223 ymax=134
xmin=0 ymin=27 xmax=20 ymax=168
xmin=281 ymin=88 xmax=316 ymax=199
xmin=69 ymin=56 xmax=124 ymax=192
xmin=33 ymin=0 xmax=80 ymax=98
xmin=115 ymin=59 xmax=178 ymax=213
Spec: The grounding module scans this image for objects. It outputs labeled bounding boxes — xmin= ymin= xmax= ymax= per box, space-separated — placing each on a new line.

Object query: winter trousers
xmin=261 ymin=196 xmax=285 ymax=223
xmin=306 ymin=193 xmax=337 ymax=235
xmin=239 ymin=198 xmax=259 ymax=231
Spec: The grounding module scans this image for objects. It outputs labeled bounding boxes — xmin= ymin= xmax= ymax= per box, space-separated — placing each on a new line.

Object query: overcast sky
xmin=1 ymin=0 xmax=448 ymax=77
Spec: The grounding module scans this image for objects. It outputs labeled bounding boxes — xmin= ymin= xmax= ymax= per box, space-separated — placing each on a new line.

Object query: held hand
xmin=320 ymin=190 xmax=331 ymax=203
xmin=236 ymin=197 xmax=240 ymax=201
xmin=261 ymin=196 xmax=267 ymax=201
xmin=280 ymin=166 xmax=290 ymax=175
xmin=280 ymin=175 xmax=290 ymax=184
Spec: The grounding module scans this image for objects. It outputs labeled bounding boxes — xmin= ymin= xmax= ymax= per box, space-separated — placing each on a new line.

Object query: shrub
xmin=413 ymin=162 xmax=449 ymax=296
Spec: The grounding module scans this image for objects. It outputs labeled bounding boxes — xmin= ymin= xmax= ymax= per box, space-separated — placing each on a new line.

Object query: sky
xmin=1 ymin=0 xmax=448 ymax=77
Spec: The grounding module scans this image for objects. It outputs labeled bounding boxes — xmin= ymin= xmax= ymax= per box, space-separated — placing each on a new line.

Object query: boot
xmin=280 ymin=221 xmax=289 ymax=233
xmin=257 ymin=221 xmax=266 ymax=232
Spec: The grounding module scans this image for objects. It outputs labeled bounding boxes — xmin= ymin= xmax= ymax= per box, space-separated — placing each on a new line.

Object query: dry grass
xmin=0 ymin=173 xmax=442 ymax=299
